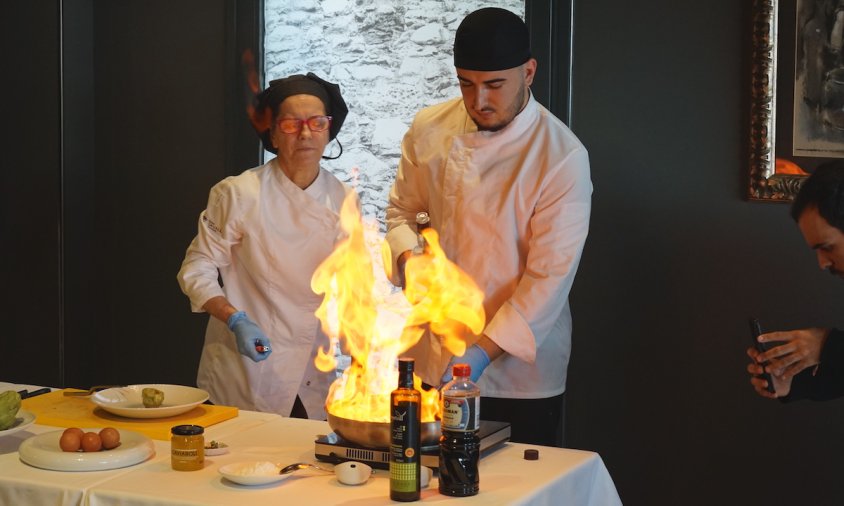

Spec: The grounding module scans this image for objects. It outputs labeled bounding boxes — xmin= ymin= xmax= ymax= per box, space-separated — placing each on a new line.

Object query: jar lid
xmin=171 ymin=424 xmax=204 ymax=436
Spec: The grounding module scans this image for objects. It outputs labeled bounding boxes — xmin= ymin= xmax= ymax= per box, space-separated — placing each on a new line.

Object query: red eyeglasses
xmin=276 ymin=115 xmax=332 ymax=134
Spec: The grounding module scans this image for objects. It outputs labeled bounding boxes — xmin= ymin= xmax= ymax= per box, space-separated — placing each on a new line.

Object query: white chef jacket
xmin=385 ymin=95 xmax=592 ymax=399
xmin=177 ymin=159 xmax=351 ymax=418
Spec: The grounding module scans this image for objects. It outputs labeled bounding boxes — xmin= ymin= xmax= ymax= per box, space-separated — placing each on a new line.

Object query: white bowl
xmin=19 ymin=428 xmax=155 ymax=471
xmin=91 ymin=384 xmax=209 ymax=419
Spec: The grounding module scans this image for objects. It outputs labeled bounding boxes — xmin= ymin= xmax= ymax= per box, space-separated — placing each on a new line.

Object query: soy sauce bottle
xmin=390 ymin=357 xmax=421 ymax=501
xmin=438 ymin=363 xmax=480 ymax=496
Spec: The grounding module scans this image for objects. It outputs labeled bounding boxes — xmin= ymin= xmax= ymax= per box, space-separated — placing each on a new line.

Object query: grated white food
xmin=232 ymin=461 xmax=280 ymax=476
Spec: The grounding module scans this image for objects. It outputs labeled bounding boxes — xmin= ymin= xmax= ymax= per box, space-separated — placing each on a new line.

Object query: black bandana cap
xmin=453 ymin=7 xmax=531 ymax=71
xmin=253 ymin=72 xmax=348 ymax=154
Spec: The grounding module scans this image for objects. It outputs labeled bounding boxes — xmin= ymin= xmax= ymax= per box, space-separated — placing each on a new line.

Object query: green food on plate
xmin=142 ymin=387 xmax=165 ymax=408
xmin=0 ymin=390 xmax=21 ymax=430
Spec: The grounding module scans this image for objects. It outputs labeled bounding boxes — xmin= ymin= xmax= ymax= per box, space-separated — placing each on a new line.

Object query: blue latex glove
xmin=227 ymin=311 xmax=272 ymax=362
xmin=440 ymin=344 xmax=490 ymax=385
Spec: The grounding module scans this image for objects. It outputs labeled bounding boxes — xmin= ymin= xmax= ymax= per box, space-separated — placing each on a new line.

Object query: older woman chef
xmin=177 ymin=73 xmax=352 ymax=419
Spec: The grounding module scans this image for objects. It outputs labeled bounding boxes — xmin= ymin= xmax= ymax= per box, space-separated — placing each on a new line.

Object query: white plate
xmin=0 ymin=410 xmax=36 ymax=438
xmin=91 ymin=384 xmax=209 ymax=419
xmin=219 ymin=461 xmax=292 ymax=486
xmin=19 ymin=429 xmax=155 ymax=471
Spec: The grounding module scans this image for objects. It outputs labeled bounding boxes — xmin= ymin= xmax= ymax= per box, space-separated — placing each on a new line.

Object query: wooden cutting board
xmin=21 ymin=389 xmax=239 ymax=440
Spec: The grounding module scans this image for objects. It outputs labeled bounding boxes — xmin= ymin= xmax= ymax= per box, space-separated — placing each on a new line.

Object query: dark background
xmin=4 ymin=1 xmax=844 ymax=504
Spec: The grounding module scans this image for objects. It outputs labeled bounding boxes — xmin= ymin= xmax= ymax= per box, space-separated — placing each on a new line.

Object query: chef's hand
xmin=754 ymin=328 xmax=828 ymax=379
xmin=746 ymin=346 xmax=792 ymax=398
xmin=227 ymin=311 xmax=272 ymax=362
xmin=440 ymin=344 xmax=490 ymax=385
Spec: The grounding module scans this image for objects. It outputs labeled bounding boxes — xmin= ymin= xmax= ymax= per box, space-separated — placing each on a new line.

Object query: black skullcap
xmin=453 ymin=7 xmax=531 ymax=71
xmin=253 ymin=72 xmax=348 ymax=154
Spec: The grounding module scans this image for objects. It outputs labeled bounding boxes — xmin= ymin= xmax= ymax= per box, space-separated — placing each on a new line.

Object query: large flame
xmin=311 ymin=192 xmax=485 ymax=423
xmin=403 ymin=227 xmax=486 ymax=358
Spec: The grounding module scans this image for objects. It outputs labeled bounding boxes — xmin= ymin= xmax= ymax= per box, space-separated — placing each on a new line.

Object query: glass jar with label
xmin=171 ymin=424 xmax=205 ymax=471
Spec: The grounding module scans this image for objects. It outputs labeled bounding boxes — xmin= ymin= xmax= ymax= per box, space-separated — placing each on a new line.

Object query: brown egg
xmin=64 ymin=427 xmax=84 ymax=438
xmin=81 ymin=431 xmax=102 ymax=452
xmin=59 ymin=429 xmax=82 ymax=452
xmin=99 ymin=427 xmax=121 ymax=450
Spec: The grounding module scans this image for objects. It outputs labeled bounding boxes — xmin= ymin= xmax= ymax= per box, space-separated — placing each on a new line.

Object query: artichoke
xmin=142 ymin=387 xmax=165 ymax=408
xmin=0 ymin=390 xmax=21 ymax=430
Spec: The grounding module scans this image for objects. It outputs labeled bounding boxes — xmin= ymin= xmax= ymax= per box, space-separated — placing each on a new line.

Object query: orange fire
xmin=311 ymin=192 xmax=485 ymax=423
xmin=241 ymin=49 xmax=272 ymax=135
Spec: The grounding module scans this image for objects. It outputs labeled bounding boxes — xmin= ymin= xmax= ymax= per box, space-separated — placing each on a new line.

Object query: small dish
xmin=219 ymin=461 xmax=291 ymax=486
xmin=91 ymin=384 xmax=209 ymax=419
xmin=0 ymin=410 xmax=36 ymax=438
xmin=19 ymin=428 xmax=155 ymax=471
xmin=335 ymin=461 xmax=372 ymax=485
xmin=204 ymin=440 xmax=229 ymax=456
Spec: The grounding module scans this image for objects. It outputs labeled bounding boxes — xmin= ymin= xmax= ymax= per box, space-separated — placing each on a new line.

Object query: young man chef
xmin=385 ymin=7 xmax=592 ymax=446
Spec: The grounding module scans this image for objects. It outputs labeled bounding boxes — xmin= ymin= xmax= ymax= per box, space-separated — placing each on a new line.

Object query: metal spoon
xmin=279 ymin=462 xmax=333 ymax=475
xmin=63 ymin=385 xmax=123 ymax=396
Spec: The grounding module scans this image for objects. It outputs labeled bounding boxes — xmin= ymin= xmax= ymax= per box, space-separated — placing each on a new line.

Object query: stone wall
xmin=265 ymin=0 xmax=523 ymax=229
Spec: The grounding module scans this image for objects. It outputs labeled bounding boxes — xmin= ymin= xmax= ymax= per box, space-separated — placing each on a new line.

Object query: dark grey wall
xmin=566 ymin=0 xmax=844 ymax=504
xmin=4 ymin=0 xmax=844 ymax=504
xmin=88 ymin=1 xmax=230 ymax=384
xmin=2 ymin=0 xmax=260 ymax=388
xmin=2 ymin=1 xmax=63 ymax=386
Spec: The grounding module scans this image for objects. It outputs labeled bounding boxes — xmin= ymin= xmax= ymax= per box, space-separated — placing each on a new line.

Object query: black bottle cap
xmin=398 ymin=357 xmax=414 ymax=373
xmin=398 ymin=357 xmax=415 ymax=387
xmin=524 ymin=448 xmax=539 ymax=460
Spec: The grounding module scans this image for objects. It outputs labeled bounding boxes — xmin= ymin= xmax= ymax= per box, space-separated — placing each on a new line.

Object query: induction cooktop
xmin=315 ymin=420 xmax=511 ymax=470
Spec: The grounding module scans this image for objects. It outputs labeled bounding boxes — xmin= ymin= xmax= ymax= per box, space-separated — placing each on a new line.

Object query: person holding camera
xmin=747 ymin=161 xmax=844 ymax=401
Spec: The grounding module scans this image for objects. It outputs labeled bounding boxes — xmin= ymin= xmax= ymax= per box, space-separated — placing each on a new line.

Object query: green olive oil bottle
xmin=390 ymin=357 xmax=421 ymax=501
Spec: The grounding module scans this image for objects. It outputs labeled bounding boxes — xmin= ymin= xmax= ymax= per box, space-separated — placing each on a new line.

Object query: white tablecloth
xmin=0 ymin=383 xmax=621 ymax=506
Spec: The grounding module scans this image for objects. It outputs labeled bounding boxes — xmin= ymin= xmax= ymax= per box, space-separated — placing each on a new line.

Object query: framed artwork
xmin=749 ymin=0 xmax=844 ymax=201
